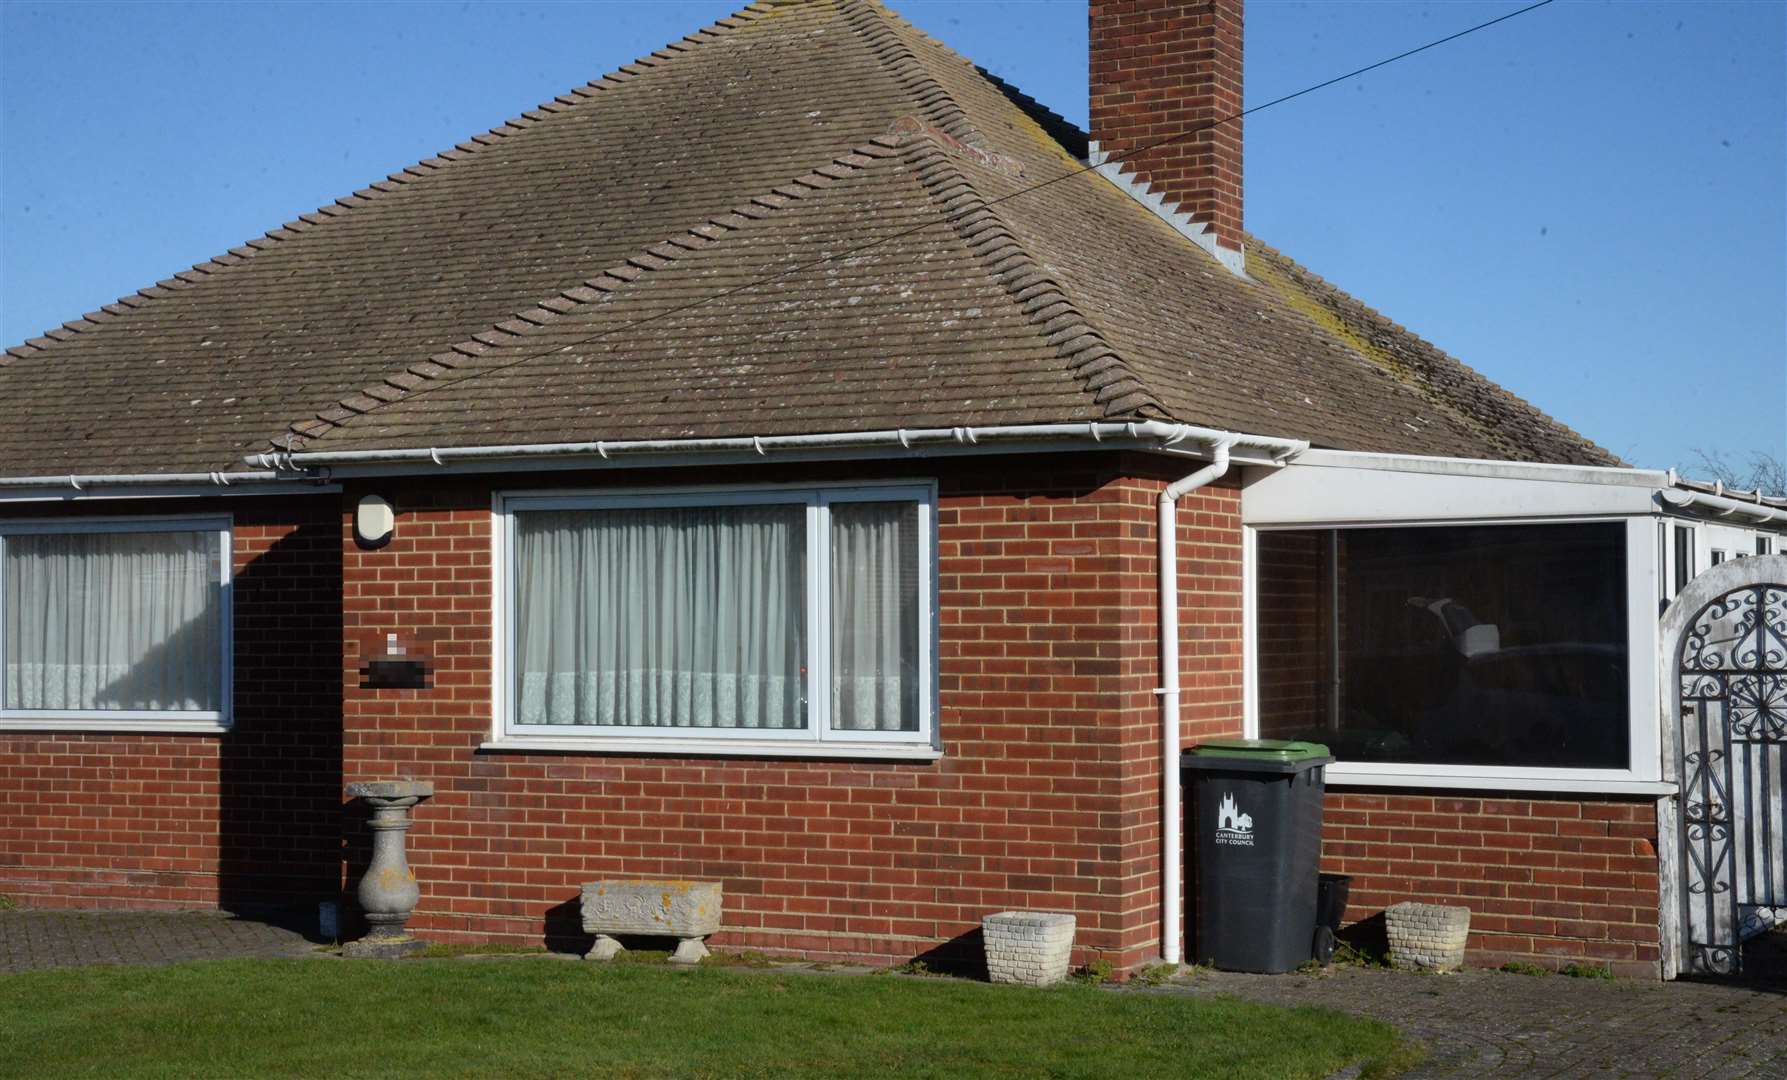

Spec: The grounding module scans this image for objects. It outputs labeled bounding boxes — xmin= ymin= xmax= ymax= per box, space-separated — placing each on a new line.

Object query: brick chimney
xmin=1089 ymin=0 xmax=1245 ymax=273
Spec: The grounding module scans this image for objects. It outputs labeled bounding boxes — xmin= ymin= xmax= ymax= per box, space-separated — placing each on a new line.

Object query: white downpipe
xmin=1157 ymin=439 xmax=1232 ymax=965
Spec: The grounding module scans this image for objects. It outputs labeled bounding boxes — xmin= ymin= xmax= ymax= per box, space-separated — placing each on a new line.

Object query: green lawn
xmin=0 ymin=958 xmax=1409 ymax=1079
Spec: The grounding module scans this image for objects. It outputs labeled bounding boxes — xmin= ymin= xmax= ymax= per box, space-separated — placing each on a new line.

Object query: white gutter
xmin=1156 ymin=439 xmax=1233 ymax=966
xmin=245 ymin=421 xmax=1307 ymax=471
xmin=1660 ymin=488 xmax=1787 ymax=529
xmin=0 ymin=470 xmax=285 ymax=491
xmin=0 ymin=470 xmax=325 ymax=504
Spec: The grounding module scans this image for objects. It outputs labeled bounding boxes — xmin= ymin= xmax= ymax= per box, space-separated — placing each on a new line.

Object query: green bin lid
xmin=1191 ymin=738 xmax=1331 ymax=762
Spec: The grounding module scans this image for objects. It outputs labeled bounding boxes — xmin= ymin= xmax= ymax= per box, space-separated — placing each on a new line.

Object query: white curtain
xmin=3 ymin=530 xmax=222 ymax=712
xmin=830 ymin=502 xmax=918 ymax=732
xmin=514 ymin=505 xmax=807 ymax=728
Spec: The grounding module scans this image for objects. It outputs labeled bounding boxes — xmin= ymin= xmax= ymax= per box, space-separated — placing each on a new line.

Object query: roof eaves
xmin=845 ymin=0 xmax=1166 ymax=420
xmin=0 ymin=1 xmax=777 ymax=372
xmin=274 ymin=133 xmax=915 ymax=451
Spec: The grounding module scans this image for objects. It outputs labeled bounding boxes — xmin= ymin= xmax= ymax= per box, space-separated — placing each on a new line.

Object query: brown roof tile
xmin=0 ymin=0 xmax=1616 ymax=476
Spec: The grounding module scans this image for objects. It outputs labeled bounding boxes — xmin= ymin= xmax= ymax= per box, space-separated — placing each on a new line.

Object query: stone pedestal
xmin=982 ymin=911 xmax=1075 ymax=986
xmin=1386 ymin=901 xmax=1471 ymax=972
xmin=344 ymin=780 xmax=434 ymax=959
xmin=580 ymin=880 xmax=722 ymax=964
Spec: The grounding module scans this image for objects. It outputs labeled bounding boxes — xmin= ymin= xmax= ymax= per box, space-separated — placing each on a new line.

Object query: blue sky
xmin=2 ymin=1 xmax=1780 ymax=471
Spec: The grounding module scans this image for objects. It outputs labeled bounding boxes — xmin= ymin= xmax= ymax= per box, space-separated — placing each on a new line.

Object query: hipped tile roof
xmin=0 ymin=0 xmax=1617 ymax=477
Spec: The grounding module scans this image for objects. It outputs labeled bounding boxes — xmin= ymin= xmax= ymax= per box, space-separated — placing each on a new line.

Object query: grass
xmin=1330 ymin=941 xmax=1391 ymax=969
xmin=416 ymin=941 xmax=547 ymax=959
xmin=1499 ymin=961 xmax=1550 ymax=977
xmin=1069 ymin=958 xmax=1117 ymax=985
xmin=0 ymin=957 xmax=1410 ymax=1079
xmin=1559 ymin=962 xmax=1615 ymax=980
xmin=1131 ymin=962 xmax=1185 ymax=988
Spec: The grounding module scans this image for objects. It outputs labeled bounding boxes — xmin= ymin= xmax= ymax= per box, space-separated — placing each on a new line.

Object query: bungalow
xmin=3 ymin=0 xmax=1782 ymax=980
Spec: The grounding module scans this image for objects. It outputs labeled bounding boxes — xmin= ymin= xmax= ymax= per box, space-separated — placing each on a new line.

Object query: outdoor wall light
xmin=355 ymin=494 xmax=395 ymax=549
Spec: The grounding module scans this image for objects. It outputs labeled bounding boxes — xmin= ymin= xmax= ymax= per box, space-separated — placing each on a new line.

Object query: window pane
xmin=1674 ymin=525 xmax=1694 ymax=594
xmin=1257 ymin=523 xmax=1629 ymax=769
xmin=513 ymin=504 xmax=807 ymax=729
xmin=829 ymin=501 xmax=919 ymax=732
xmin=3 ymin=530 xmax=222 ymax=712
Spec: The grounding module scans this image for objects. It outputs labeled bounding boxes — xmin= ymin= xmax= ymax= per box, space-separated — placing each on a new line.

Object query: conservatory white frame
xmin=1240 ymin=452 xmax=1678 ymax=795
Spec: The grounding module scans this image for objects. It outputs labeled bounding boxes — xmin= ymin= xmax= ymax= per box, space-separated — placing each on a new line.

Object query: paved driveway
xmin=0 ymin=910 xmax=315 ymax=974
xmin=1180 ymin=966 xmax=1787 ymax=1079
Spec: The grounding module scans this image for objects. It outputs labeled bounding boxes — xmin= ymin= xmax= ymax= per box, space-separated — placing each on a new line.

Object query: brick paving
xmin=1177 ymin=965 xmax=1787 ymax=1079
xmin=0 ymin=910 xmax=316 ymax=974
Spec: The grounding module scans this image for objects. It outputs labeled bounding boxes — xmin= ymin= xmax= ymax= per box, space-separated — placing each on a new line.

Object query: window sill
xmin=0 ymin=717 xmax=231 ymax=735
xmin=1325 ymin=768 xmax=1675 ymax=796
xmin=480 ymin=735 xmax=942 ymax=761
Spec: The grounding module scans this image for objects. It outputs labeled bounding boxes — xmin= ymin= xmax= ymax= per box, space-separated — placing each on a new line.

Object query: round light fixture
xmin=355 ymin=494 xmax=396 ymax=549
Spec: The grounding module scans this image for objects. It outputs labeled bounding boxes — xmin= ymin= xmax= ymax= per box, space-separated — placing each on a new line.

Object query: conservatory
xmin=1241 ymin=449 xmax=1785 ymax=795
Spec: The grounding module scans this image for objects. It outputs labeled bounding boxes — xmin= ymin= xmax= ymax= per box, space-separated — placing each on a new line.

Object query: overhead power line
xmin=301 ymin=0 xmax=1557 ymax=436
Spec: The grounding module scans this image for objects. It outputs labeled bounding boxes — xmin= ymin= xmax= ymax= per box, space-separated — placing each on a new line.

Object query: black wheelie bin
xmin=1183 ymin=739 xmax=1332 ymax=973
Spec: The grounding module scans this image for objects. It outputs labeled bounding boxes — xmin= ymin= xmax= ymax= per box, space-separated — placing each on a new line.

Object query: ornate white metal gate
xmin=1661 ymin=555 xmax=1787 ymax=976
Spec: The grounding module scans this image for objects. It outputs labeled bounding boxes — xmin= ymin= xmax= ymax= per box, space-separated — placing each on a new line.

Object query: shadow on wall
xmin=1337 ymin=911 xmax=1390 ymax=964
xmin=216 ymin=517 xmax=345 ymax=918
xmin=544 ymin=898 xmax=597 ymax=956
xmin=909 ymin=927 xmax=990 ymax=980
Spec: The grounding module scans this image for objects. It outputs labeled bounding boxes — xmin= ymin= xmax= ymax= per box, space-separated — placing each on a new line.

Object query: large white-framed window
xmin=0 ymin=516 xmax=233 ymax=733
xmin=490 ymin=482 xmax=937 ymax=758
xmin=1244 ymin=515 xmax=1665 ymax=793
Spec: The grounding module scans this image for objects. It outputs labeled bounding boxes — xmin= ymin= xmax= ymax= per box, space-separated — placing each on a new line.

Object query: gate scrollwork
xmin=1671 ymin=572 xmax=1787 ymax=976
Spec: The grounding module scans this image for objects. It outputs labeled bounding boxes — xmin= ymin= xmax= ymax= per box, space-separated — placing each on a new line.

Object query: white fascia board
xmin=250 ymin=422 xmax=1309 ymax=478
xmin=0 ymin=480 xmax=338 ymax=504
xmin=1243 ymin=459 xmax=1657 ymax=526
xmin=1287 ymin=448 xmax=1670 ymax=488
xmin=274 ymin=438 xmax=1287 ymax=480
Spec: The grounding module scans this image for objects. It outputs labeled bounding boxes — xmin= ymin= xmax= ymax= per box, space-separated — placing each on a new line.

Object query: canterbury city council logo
xmin=1215 ymin=792 xmax=1255 ymax=846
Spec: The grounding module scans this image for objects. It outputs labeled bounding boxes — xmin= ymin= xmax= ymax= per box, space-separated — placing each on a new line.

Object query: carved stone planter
xmin=982 ymin=911 xmax=1075 ymax=986
xmin=581 ymin=879 xmax=723 ymax=964
xmin=1386 ymin=901 xmax=1470 ymax=972
xmin=344 ymin=780 xmax=434 ymax=959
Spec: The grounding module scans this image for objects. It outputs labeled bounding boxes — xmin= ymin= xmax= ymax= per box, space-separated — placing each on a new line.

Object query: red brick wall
xmin=0 ymin=470 xmax=1672 ymax=978
xmin=1254 ymin=528 xmax=1329 ymax=739
xmin=1089 ymin=0 xmax=1245 ymax=253
xmin=0 ymin=496 xmax=342 ymax=910
xmin=1322 ymin=791 xmax=1662 ymax=977
xmin=339 ymin=454 xmax=1239 ymax=968
xmin=1171 ymin=473 xmax=1245 ymax=748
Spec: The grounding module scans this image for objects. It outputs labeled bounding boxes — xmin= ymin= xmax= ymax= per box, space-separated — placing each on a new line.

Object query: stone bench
xmin=581 ymin=879 xmax=722 ymax=965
